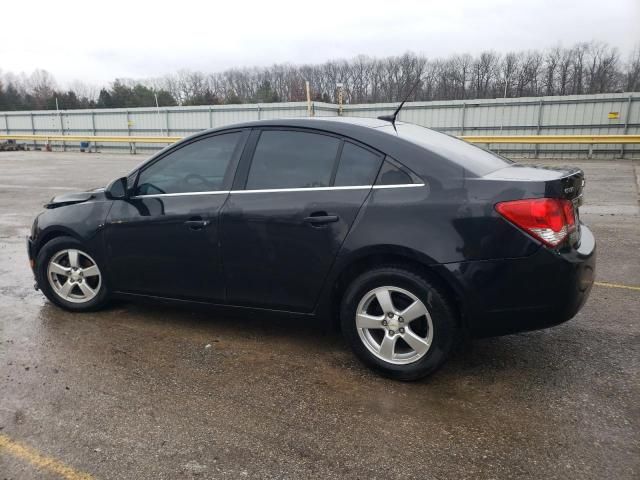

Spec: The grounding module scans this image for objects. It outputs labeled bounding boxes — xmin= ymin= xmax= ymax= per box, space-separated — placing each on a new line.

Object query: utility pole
xmin=499 ymin=72 xmax=510 ymax=134
xmin=56 ymin=97 xmax=65 ymax=152
xmin=305 ymin=81 xmax=313 ymax=117
xmin=154 ymin=93 xmax=163 ymax=136
xmin=498 ymin=73 xmax=510 ymax=154
xmin=336 ymin=83 xmax=344 ymax=116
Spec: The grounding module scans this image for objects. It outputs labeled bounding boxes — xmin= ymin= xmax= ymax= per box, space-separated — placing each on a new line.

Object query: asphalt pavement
xmin=1 ymin=151 xmax=638 ymax=479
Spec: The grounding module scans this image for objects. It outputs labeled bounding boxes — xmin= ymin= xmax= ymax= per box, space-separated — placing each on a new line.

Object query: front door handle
xmin=185 ymin=218 xmax=210 ymax=230
xmin=304 ymin=212 xmax=339 ymax=226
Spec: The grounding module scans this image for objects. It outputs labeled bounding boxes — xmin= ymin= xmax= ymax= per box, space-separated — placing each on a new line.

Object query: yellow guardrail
xmin=1 ymin=134 xmax=640 ymax=145
xmin=460 ymin=135 xmax=640 ymax=144
xmin=0 ymin=134 xmax=181 ymax=144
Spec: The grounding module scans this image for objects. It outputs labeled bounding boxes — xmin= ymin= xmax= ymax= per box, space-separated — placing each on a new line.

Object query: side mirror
xmin=105 ymin=177 xmax=128 ymax=200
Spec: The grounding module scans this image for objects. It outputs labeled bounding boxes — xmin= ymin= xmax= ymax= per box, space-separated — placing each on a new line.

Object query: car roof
xmin=163 ymin=117 xmax=505 ymax=179
xmin=195 ymin=117 xmax=418 ymax=150
xmin=212 ymin=116 xmax=393 ymax=130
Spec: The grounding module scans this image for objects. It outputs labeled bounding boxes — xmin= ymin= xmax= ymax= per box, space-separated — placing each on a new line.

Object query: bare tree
xmin=472 ymin=51 xmax=500 ymax=98
xmin=1 ymin=40 xmax=636 ymax=110
xmin=499 ymin=52 xmax=519 ymax=97
xmin=585 ymin=42 xmax=621 ymax=93
xmin=624 ymin=45 xmax=640 ymax=92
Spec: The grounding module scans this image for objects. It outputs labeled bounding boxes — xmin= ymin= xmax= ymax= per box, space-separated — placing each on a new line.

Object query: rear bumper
xmin=441 ymin=224 xmax=596 ymax=337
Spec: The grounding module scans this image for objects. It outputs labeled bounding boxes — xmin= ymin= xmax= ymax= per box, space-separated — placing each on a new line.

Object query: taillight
xmin=495 ymin=198 xmax=577 ymax=247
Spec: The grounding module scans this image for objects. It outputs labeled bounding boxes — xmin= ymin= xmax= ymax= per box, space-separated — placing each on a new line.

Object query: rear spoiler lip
xmin=474 ymin=164 xmax=586 ymax=204
xmin=480 ymin=163 xmax=583 ymax=182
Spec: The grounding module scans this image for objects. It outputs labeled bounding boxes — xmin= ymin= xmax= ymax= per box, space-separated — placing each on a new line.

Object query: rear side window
xmin=246 ymin=130 xmax=340 ymax=189
xmin=334 ymin=142 xmax=382 ymax=186
xmin=135 ymin=132 xmax=241 ymax=195
xmin=375 ymin=160 xmax=413 ymax=185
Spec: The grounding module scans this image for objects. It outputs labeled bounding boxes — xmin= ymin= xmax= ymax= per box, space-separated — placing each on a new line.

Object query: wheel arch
xmin=35 ymin=227 xmax=82 ymax=255
xmin=326 ymin=245 xmax=467 ymax=330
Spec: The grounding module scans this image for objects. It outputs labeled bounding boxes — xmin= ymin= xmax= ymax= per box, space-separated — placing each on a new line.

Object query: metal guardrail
xmin=1 ymin=133 xmax=640 ymax=145
xmin=0 ymin=134 xmax=181 ymax=144
xmin=459 ymin=135 xmax=640 ymax=144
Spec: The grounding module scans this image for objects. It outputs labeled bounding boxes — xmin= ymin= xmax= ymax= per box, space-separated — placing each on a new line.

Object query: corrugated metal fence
xmin=1 ymin=93 xmax=638 ymax=157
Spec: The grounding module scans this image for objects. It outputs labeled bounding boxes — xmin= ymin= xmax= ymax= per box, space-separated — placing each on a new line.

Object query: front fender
xmin=31 ymin=200 xmax=113 ymax=262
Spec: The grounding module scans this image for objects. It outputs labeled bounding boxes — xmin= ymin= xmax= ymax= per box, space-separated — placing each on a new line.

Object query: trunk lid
xmin=483 ymin=164 xmax=584 ymax=204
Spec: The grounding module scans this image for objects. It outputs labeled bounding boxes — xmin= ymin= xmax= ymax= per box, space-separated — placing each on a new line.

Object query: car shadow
xmin=34 ymin=297 xmax=584 ymax=394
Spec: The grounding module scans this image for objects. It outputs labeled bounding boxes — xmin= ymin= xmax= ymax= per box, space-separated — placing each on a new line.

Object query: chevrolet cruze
xmin=27 ymin=118 xmax=595 ymax=380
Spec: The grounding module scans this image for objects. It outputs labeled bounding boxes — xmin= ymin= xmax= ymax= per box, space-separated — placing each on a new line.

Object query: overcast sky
xmin=1 ymin=0 xmax=638 ymax=87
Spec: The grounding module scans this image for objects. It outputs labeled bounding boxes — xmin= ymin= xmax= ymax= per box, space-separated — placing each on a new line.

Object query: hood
xmin=45 ymin=187 xmax=106 ymax=209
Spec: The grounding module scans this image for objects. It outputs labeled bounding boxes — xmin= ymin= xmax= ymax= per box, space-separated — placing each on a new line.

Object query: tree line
xmin=1 ymin=41 xmax=639 ymax=111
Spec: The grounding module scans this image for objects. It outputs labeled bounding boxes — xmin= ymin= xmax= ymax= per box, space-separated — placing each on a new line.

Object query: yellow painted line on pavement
xmin=594 ymin=281 xmax=640 ymax=292
xmin=0 ymin=433 xmax=95 ymax=480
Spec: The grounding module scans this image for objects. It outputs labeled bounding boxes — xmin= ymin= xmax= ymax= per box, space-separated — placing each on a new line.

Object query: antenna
xmin=378 ymin=78 xmax=421 ymax=132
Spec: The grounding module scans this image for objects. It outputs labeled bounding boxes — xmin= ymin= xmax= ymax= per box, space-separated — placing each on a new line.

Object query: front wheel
xmin=36 ymin=236 xmax=110 ymax=312
xmin=340 ymin=267 xmax=457 ymax=381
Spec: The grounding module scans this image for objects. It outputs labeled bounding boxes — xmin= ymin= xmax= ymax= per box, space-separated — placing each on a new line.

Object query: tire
xmin=340 ymin=266 xmax=457 ymax=381
xmin=36 ymin=236 xmax=110 ymax=312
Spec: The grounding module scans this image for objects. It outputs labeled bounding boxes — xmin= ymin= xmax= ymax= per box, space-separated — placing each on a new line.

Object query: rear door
xmin=105 ymin=130 xmax=247 ymax=301
xmin=220 ymin=128 xmax=384 ymax=312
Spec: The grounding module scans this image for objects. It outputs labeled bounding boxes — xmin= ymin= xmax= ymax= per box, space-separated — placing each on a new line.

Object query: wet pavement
xmin=1 ymin=151 xmax=638 ymax=479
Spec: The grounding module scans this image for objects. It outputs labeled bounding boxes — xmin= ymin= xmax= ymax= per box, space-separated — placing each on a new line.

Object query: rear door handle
xmin=185 ymin=218 xmax=210 ymax=230
xmin=304 ymin=213 xmax=339 ymax=226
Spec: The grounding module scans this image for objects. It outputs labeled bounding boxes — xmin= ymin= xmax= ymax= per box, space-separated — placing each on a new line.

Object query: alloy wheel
xmin=355 ymin=286 xmax=433 ymax=365
xmin=47 ymin=249 xmax=102 ymax=304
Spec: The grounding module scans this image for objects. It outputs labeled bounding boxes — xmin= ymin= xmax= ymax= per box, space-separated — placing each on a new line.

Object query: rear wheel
xmin=340 ymin=267 xmax=457 ymax=381
xmin=36 ymin=236 xmax=110 ymax=312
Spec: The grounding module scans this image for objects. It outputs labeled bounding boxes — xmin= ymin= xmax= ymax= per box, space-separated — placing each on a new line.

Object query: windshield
xmin=379 ymin=123 xmax=513 ymax=176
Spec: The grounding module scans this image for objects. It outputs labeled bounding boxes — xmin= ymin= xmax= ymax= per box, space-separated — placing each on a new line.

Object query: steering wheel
xmin=183 ymin=173 xmax=214 ymax=190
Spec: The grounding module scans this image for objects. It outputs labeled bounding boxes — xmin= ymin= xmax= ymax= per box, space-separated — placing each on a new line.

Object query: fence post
xmin=165 ymin=110 xmax=170 ymax=138
xmin=91 ymin=111 xmax=97 ymax=152
xmin=126 ymin=110 xmax=133 ymax=154
xmin=209 ymin=106 xmax=213 ymax=129
xmin=3 ymin=113 xmax=8 ymax=134
xmin=619 ymin=95 xmax=632 ymax=159
xmin=30 ymin=113 xmax=36 ymax=150
xmin=59 ymin=111 xmax=66 ymax=152
xmin=535 ymin=99 xmax=543 ymax=158
xmin=460 ymin=102 xmax=466 ymax=136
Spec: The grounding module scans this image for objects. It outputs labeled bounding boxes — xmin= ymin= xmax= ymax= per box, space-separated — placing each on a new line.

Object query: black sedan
xmin=27 ymin=118 xmax=595 ymax=380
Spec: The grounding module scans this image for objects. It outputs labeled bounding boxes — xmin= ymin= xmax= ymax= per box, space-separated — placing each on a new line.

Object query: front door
xmin=105 ymin=130 xmax=246 ymax=301
xmin=220 ymin=129 xmax=383 ymax=312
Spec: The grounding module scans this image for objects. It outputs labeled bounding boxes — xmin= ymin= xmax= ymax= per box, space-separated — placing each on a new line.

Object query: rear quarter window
xmin=375 ymin=161 xmax=412 ymax=185
xmin=334 ymin=142 xmax=383 ymax=186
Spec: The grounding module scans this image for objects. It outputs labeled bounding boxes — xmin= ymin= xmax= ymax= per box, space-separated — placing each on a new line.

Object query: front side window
xmin=245 ymin=130 xmax=340 ymax=190
xmin=135 ymin=132 xmax=241 ymax=195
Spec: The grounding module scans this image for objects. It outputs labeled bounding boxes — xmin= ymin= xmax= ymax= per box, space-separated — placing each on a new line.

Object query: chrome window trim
xmin=232 ymin=185 xmax=372 ymax=194
xmin=232 ymin=184 xmax=424 ymax=194
xmin=372 ymin=183 xmax=425 ymax=189
xmin=129 ymin=183 xmax=425 ymax=198
xmin=130 ymin=190 xmax=230 ymax=199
